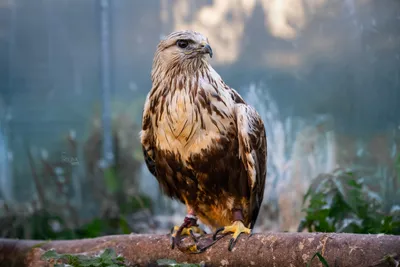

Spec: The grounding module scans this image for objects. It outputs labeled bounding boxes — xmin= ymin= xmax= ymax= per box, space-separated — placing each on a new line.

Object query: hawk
xmin=140 ymin=30 xmax=267 ymax=252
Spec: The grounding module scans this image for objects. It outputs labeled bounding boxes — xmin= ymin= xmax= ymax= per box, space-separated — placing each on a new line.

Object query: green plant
xmin=1 ymin=122 xmax=152 ymax=240
xmin=306 ymin=252 xmax=329 ymax=267
xmin=41 ymin=248 xmax=126 ymax=267
xmin=298 ymin=168 xmax=400 ymax=234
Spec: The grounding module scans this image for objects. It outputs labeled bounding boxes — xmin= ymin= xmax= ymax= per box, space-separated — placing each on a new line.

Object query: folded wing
xmin=235 ymin=103 xmax=267 ymax=229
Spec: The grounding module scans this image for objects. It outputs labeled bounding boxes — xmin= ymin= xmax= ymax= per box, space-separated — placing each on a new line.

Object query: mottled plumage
xmin=140 ymin=30 xmax=267 ymax=252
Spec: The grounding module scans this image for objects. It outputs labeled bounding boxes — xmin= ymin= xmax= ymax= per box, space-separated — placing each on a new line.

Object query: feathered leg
xmin=212 ymin=209 xmax=252 ymax=251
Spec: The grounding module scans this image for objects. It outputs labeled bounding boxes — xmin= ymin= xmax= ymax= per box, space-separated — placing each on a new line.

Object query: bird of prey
xmin=140 ymin=30 xmax=267 ymax=253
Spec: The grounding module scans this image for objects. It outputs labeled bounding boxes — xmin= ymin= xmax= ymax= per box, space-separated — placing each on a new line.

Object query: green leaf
xmin=307 ymin=252 xmax=330 ymax=267
xmin=86 ymin=257 xmax=103 ymax=267
xmin=41 ymin=249 xmax=60 ymax=260
xmin=347 ymin=179 xmax=362 ymax=189
xmin=60 ymin=253 xmax=77 ymax=263
xmin=80 ymin=260 xmax=96 ymax=267
xmin=116 ymin=256 xmax=125 ymax=262
xmin=101 ymin=248 xmax=117 ymax=260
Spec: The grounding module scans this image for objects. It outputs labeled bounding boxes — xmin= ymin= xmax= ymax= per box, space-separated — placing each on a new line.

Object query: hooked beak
xmin=200 ymin=42 xmax=213 ymax=58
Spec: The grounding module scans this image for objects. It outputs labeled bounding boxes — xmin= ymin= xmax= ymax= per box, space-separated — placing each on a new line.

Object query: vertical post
xmin=100 ymin=0 xmax=113 ymax=168
xmin=7 ymin=0 xmax=16 ymax=96
xmin=45 ymin=0 xmax=52 ymax=89
xmin=0 ymin=0 xmax=17 ymax=202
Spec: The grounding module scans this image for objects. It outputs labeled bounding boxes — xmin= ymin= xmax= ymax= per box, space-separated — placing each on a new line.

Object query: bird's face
xmin=155 ymin=30 xmax=213 ymax=69
xmin=175 ymin=37 xmax=213 ymax=59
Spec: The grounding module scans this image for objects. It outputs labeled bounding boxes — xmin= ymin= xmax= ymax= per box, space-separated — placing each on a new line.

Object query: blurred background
xmin=0 ymin=0 xmax=399 ymax=240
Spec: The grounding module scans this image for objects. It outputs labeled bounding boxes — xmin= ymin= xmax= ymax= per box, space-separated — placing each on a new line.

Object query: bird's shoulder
xmin=199 ymin=66 xmax=246 ymax=107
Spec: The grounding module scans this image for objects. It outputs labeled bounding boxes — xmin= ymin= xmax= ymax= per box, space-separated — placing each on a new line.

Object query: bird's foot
xmin=212 ymin=220 xmax=252 ymax=251
xmin=170 ymin=224 xmax=206 ymax=246
xmin=170 ymin=215 xmax=207 ymax=253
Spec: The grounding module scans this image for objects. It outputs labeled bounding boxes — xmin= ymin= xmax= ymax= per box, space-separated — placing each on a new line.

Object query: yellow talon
xmin=221 ymin=221 xmax=251 ymax=238
xmin=213 ymin=221 xmax=252 ymax=251
xmin=171 ymin=225 xmax=205 ymax=237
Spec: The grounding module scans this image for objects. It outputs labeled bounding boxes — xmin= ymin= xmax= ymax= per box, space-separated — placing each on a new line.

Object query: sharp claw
xmin=249 ymin=229 xmax=254 ymax=238
xmin=170 ymin=226 xmax=177 ymax=249
xmin=229 ymin=231 xmax=242 ymax=251
xmin=213 ymin=227 xmax=225 ymax=240
xmin=228 ymin=238 xmax=236 ymax=251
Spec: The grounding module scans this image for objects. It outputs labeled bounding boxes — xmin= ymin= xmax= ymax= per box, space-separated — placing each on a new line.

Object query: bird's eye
xmin=176 ymin=40 xmax=189 ymax=49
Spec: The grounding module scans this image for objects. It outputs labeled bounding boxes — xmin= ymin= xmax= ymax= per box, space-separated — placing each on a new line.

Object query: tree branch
xmin=0 ymin=232 xmax=399 ymax=266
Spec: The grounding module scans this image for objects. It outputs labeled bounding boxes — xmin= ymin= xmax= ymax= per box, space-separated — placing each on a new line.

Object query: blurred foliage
xmin=1 ymin=115 xmax=154 ymax=240
xmin=41 ymin=248 xmax=126 ymax=267
xmin=1 ymin=190 xmax=152 ymax=240
xmin=298 ymin=167 xmax=400 ymax=234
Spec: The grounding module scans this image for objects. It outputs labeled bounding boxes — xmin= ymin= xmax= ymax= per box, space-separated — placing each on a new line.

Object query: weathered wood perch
xmin=0 ymin=232 xmax=399 ymax=267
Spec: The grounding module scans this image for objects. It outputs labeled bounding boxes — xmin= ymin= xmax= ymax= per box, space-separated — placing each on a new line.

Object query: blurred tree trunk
xmin=0 ymin=232 xmax=399 ymax=267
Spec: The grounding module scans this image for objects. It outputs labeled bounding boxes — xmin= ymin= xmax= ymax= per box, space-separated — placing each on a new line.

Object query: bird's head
xmin=152 ymin=30 xmax=213 ymax=76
